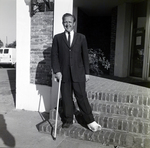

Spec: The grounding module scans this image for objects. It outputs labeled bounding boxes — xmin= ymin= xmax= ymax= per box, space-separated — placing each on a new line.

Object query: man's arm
xmin=82 ymin=35 xmax=90 ymax=81
xmin=51 ymin=35 xmax=61 ymax=74
xmin=82 ymin=35 xmax=89 ymax=74
xmin=51 ymin=36 xmax=62 ymax=81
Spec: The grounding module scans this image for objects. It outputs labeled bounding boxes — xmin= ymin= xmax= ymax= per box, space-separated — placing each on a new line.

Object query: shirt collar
xmin=65 ymin=30 xmax=74 ymax=36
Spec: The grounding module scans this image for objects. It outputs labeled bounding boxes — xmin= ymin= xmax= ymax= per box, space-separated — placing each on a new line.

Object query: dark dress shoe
xmin=62 ymin=122 xmax=73 ymax=128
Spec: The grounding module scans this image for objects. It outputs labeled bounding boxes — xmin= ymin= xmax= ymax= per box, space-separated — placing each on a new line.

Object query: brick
xmin=114 ymin=133 xmax=121 ymax=145
xmin=78 ymin=128 xmax=86 ymax=140
xmin=98 ymin=92 xmax=102 ymax=100
xmin=143 ymin=123 xmax=149 ymax=135
xmin=95 ymin=92 xmax=99 ymax=100
xmin=138 ymin=108 xmax=143 ymax=118
xmin=118 ymin=94 xmax=122 ymax=102
xmin=106 ymin=93 xmax=109 ymax=101
xmin=69 ymin=126 xmax=77 ymax=138
xmin=126 ymin=135 xmax=134 ymax=147
xmin=94 ymin=115 xmax=100 ymax=124
xmin=91 ymin=131 xmax=100 ymax=142
xmin=138 ymin=122 xmax=143 ymax=134
xmin=134 ymin=137 xmax=143 ymax=148
xmin=106 ymin=104 xmax=111 ymax=113
xmin=102 ymin=104 xmax=106 ymax=113
xmin=143 ymin=108 xmax=148 ymax=119
xmin=84 ymin=130 xmax=94 ymax=141
xmin=128 ymin=120 xmax=133 ymax=132
xmin=122 ymin=120 xmax=127 ymax=131
xmin=115 ymin=105 xmax=120 ymax=114
xmin=118 ymin=120 xmax=122 ymax=130
xmin=111 ymin=105 xmax=115 ymax=114
xmin=130 ymin=95 xmax=134 ymax=103
xmin=132 ymin=107 xmax=138 ymax=117
xmin=133 ymin=95 xmax=139 ymax=105
xmin=103 ymin=131 xmax=111 ymax=145
xmin=103 ymin=117 xmax=108 ymax=128
xmin=98 ymin=131 xmax=105 ymax=143
xmin=108 ymin=132 xmax=115 ymax=144
xmin=126 ymin=95 xmax=130 ymax=103
xmin=144 ymin=138 xmax=150 ymax=148
xmin=148 ymin=97 xmax=150 ymax=106
xmin=102 ymin=93 xmax=106 ymax=101
xmin=132 ymin=121 xmax=138 ymax=133
xmin=99 ymin=117 xmax=104 ymax=126
xmin=143 ymin=97 xmax=147 ymax=106
xmin=139 ymin=96 xmax=143 ymax=105
xmin=74 ymin=127 xmax=83 ymax=139
xmin=128 ymin=107 xmax=133 ymax=116
xmin=113 ymin=118 xmax=118 ymax=130
xmin=108 ymin=117 xmax=113 ymax=129
xmin=114 ymin=94 xmax=118 ymax=102
xmin=109 ymin=93 xmax=114 ymax=102
xmin=120 ymin=106 xmax=128 ymax=116
xmin=120 ymin=134 xmax=127 ymax=147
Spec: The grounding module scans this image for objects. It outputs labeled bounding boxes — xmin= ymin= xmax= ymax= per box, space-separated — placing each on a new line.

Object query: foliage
xmin=88 ymin=48 xmax=110 ymax=76
xmin=6 ymin=41 xmax=16 ymax=48
xmin=0 ymin=40 xmax=3 ymax=48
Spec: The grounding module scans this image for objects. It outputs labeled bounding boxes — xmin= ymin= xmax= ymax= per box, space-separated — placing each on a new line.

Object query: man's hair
xmin=62 ymin=13 xmax=76 ymax=23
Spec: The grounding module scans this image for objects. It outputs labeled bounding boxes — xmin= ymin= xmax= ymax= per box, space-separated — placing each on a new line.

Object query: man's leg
xmin=61 ymin=82 xmax=74 ymax=124
xmin=72 ymin=82 xmax=94 ymax=124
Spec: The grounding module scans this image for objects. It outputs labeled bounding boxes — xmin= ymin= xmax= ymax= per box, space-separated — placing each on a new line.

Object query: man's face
xmin=63 ymin=16 xmax=75 ymax=32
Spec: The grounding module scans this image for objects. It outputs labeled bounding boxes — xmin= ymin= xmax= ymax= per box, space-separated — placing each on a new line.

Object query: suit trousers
xmin=61 ymin=80 xmax=94 ymax=124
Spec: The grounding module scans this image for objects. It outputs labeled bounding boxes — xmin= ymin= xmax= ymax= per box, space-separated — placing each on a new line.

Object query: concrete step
xmin=37 ymin=118 xmax=150 ymax=148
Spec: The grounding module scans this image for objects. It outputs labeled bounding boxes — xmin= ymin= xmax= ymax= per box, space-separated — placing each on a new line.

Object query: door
xmin=144 ymin=0 xmax=150 ymax=80
xmin=130 ymin=1 xmax=147 ymax=78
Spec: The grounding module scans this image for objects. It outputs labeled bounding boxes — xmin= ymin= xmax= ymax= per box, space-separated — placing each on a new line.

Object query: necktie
xmin=68 ymin=32 xmax=70 ymax=46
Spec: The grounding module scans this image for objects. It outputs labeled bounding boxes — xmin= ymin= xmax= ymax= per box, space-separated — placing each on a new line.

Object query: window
xmin=0 ymin=49 xmax=3 ymax=54
xmin=4 ymin=49 xmax=9 ymax=54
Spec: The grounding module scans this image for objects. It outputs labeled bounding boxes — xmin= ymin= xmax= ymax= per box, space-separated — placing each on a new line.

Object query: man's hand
xmin=86 ymin=75 xmax=90 ymax=82
xmin=55 ymin=72 xmax=62 ymax=81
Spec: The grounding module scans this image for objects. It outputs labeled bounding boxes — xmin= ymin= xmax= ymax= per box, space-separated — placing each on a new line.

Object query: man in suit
xmin=51 ymin=13 xmax=101 ymax=132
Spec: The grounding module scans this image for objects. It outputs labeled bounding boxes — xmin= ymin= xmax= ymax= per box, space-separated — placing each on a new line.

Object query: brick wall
xmin=109 ymin=7 xmax=117 ymax=76
xmin=30 ymin=11 xmax=53 ymax=86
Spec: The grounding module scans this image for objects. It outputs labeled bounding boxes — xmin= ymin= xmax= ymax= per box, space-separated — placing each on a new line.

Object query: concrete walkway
xmin=0 ymin=69 xmax=150 ymax=148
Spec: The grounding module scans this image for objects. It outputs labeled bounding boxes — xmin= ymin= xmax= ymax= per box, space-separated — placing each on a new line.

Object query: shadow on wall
xmin=0 ymin=114 xmax=15 ymax=147
xmin=35 ymin=47 xmax=52 ymax=112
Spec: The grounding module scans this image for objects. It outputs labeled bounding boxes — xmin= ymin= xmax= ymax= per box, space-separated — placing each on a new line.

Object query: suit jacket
xmin=51 ymin=32 xmax=89 ymax=82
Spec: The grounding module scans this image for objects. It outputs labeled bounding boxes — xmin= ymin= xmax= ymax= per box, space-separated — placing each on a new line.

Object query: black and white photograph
xmin=0 ymin=0 xmax=150 ymax=148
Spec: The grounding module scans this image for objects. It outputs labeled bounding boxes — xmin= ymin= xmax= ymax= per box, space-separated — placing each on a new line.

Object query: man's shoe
xmin=62 ymin=122 xmax=73 ymax=128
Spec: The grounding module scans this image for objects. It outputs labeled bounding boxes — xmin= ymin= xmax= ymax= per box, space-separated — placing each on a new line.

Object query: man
xmin=51 ymin=13 xmax=101 ymax=132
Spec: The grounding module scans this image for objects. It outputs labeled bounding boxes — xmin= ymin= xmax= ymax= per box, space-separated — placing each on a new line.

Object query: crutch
xmin=54 ymin=77 xmax=62 ymax=140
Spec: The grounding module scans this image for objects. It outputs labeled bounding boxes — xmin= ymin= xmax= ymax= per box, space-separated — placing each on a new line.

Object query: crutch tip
xmin=53 ymin=137 xmax=56 ymax=140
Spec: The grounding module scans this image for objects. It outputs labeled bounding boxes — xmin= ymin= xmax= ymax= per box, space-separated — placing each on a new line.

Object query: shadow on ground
xmin=0 ymin=114 xmax=15 ymax=147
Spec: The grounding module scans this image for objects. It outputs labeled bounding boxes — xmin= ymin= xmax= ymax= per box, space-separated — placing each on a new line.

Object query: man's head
xmin=62 ymin=13 xmax=76 ymax=32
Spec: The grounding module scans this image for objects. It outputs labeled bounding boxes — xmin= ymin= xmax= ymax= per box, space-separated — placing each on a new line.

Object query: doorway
xmin=130 ymin=0 xmax=150 ymax=80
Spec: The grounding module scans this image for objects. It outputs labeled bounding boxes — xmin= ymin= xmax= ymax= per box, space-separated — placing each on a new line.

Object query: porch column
xmin=16 ymin=1 xmax=51 ymax=112
xmin=114 ymin=3 xmax=132 ymax=77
